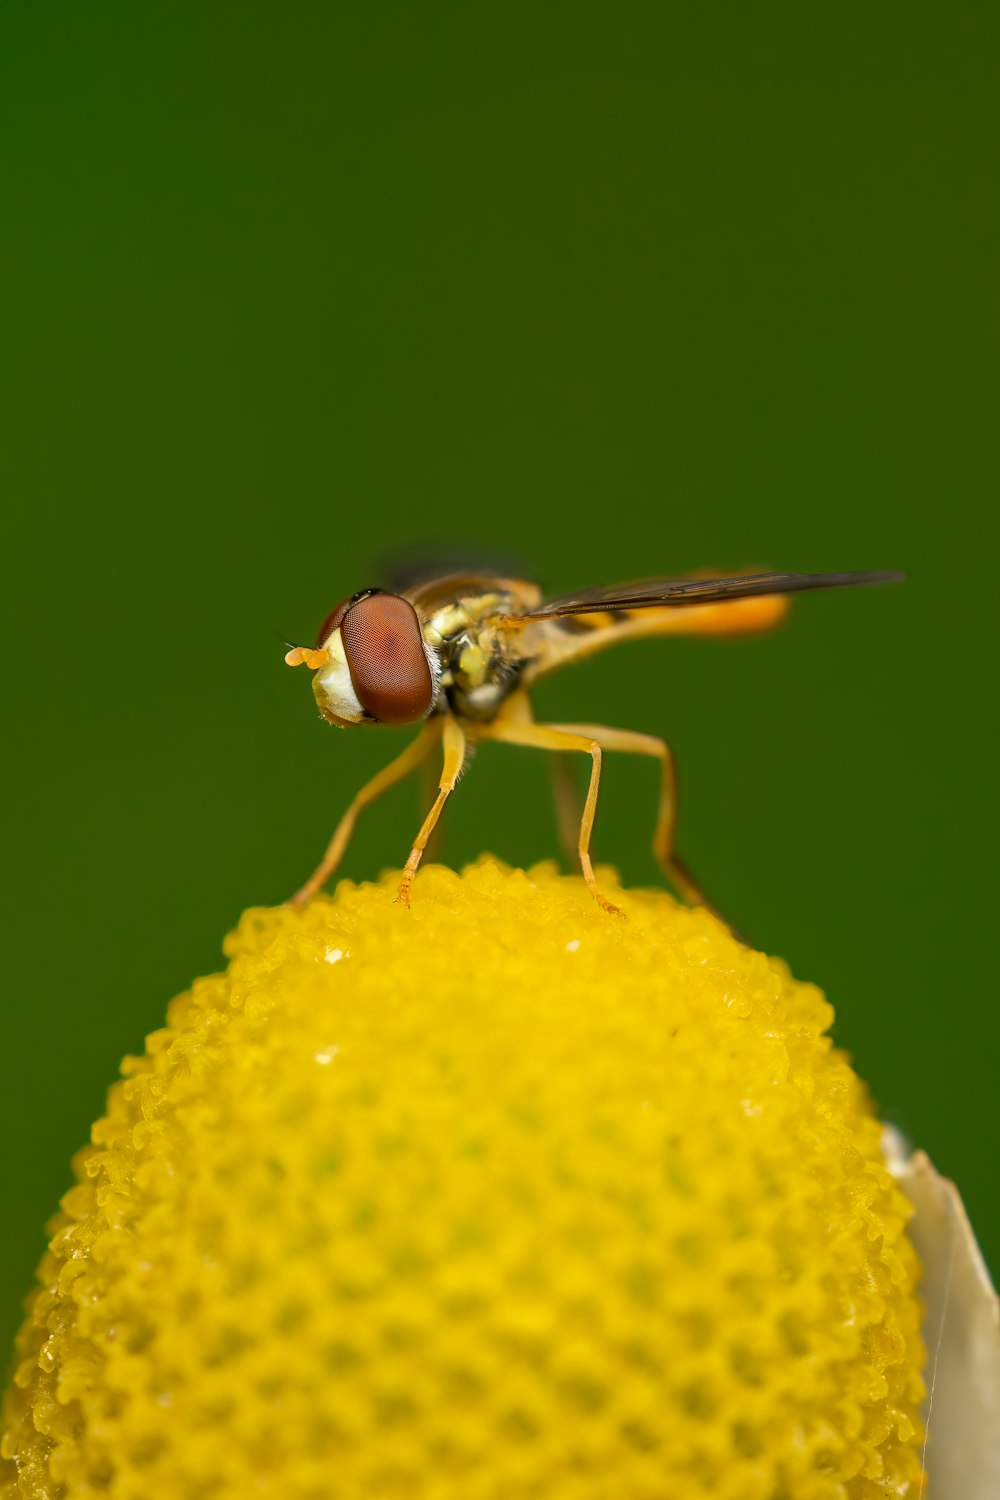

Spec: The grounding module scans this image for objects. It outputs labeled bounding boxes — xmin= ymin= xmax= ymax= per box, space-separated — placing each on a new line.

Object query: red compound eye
xmin=315 ymin=596 xmax=355 ymax=647
xmin=340 ymin=592 xmax=434 ymax=725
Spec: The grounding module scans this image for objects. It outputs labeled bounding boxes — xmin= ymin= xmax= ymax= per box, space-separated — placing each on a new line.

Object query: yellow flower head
xmin=2 ymin=862 xmax=925 ymax=1498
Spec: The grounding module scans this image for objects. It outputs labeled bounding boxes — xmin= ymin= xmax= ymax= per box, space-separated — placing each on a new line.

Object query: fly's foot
xmin=395 ymin=853 xmax=421 ymax=908
xmin=594 ymin=893 xmax=625 ymax=918
xmin=579 ymin=854 xmax=625 ymax=918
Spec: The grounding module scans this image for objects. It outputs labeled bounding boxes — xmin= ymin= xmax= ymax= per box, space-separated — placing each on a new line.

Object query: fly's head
xmin=286 ymin=590 xmax=441 ymax=727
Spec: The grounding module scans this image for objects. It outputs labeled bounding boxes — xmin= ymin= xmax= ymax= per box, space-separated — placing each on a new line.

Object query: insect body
xmin=286 ymin=568 xmax=902 ymax=915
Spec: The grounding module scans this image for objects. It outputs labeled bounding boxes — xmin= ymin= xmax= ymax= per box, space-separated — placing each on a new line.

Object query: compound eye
xmin=340 ymin=593 xmax=434 ymax=725
xmin=315 ymin=596 xmax=355 ymax=647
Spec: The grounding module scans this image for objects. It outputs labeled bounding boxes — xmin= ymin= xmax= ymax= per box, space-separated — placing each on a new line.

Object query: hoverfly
xmin=285 ymin=568 xmax=902 ymax=917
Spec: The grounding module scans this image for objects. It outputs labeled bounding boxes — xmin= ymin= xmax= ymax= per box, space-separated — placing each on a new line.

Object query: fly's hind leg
xmin=548 ymin=723 xmax=728 ymax=925
xmin=482 ymin=718 xmax=622 ymax=915
xmin=289 ymin=720 xmax=442 ymax=906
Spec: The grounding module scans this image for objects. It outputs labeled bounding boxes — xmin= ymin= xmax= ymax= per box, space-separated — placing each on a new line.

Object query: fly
xmin=284 ymin=567 xmax=903 ymax=917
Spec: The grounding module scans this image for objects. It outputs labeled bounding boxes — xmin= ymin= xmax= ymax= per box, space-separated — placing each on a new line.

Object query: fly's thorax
xmin=434 ymin=620 xmax=528 ymax=721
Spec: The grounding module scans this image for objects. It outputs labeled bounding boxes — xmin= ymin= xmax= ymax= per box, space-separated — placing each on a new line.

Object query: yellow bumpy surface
xmin=2 ymin=861 xmax=925 ymax=1499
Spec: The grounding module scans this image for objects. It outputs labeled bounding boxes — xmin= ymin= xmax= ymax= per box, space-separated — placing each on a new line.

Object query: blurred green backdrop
xmin=1 ymin=3 xmax=996 ymax=1360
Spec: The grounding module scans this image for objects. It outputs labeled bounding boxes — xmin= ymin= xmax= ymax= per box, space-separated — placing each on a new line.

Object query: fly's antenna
xmin=276 ymin=627 xmax=327 ymax=670
xmin=285 ymin=645 xmax=327 ymax=669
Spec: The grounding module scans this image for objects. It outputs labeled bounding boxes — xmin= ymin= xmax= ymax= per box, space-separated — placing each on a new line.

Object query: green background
xmin=2 ymin=4 xmax=996 ymax=1360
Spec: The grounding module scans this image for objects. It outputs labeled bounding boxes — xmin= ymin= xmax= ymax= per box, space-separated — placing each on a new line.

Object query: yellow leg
xmin=396 ymin=717 xmax=467 ymax=906
xmin=553 ymin=722 xmax=725 ymax=922
xmin=483 ymin=719 xmax=622 ymax=916
xmin=419 ymin=751 xmax=448 ymax=865
xmin=289 ymin=720 xmax=442 ymax=906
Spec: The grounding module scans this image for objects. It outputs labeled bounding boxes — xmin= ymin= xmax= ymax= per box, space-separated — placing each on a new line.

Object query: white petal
xmin=884 ymin=1127 xmax=1000 ymax=1498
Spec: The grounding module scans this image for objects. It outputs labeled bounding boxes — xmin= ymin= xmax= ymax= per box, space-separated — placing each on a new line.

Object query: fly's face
xmin=287 ymin=590 xmax=441 ymax=727
xmin=310 ymin=625 xmax=366 ymax=727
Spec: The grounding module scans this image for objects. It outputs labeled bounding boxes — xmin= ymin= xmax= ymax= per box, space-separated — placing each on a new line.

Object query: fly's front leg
xmin=418 ymin=752 xmax=447 ymax=865
xmin=553 ymin=722 xmax=727 ymax=923
xmin=396 ymin=716 xmax=467 ymax=907
xmin=289 ymin=720 xmax=442 ymax=906
xmin=483 ymin=719 xmax=622 ymax=916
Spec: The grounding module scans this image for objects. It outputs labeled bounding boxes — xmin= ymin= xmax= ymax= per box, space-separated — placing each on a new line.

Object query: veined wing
xmin=494 ymin=570 xmax=904 ymax=623
xmin=499 ymin=569 xmax=904 ymax=686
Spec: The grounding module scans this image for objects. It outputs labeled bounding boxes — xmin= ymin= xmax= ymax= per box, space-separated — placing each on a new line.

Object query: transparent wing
xmin=499 ymin=570 xmax=904 ymax=621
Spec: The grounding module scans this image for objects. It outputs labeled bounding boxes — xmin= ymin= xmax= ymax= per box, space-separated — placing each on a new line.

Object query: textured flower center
xmin=2 ymin=861 xmax=924 ymax=1498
